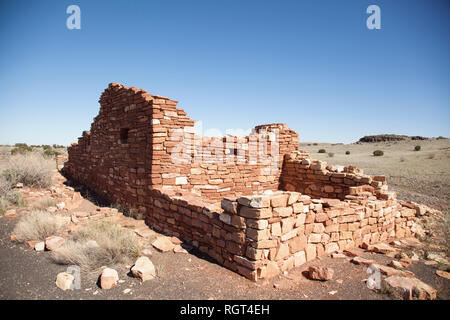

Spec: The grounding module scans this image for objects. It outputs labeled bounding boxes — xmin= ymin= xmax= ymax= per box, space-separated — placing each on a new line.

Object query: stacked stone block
xmin=64 ymin=83 xmax=423 ymax=281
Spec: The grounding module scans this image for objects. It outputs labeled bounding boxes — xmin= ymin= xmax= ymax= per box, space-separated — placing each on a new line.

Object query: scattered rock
xmin=45 ymin=236 xmax=65 ymax=251
xmin=10 ymin=234 xmax=17 ymax=241
xmin=307 ymin=266 xmax=334 ymax=281
xmin=424 ymin=260 xmax=438 ymax=266
xmin=56 ymin=202 xmax=65 ymax=210
xmin=399 ymin=256 xmax=413 ymax=268
xmin=4 ymin=209 xmax=17 ymax=217
xmin=123 ymin=288 xmax=131 ymax=294
xmin=26 ymin=240 xmax=40 ymax=248
xmin=370 ymin=243 xmax=397 ymax=254
xmin=71 ymin=214 xmax=79 ymax=224
xmin=152 ymin=236 xmax=175 ymax=252
xmin=328 ymin=290 xmax=338 ymax=295
xmin=351 ymin=256 xmax=375 ymax=266
xmin=343 ymin=249 xmax=359 ymax=257
xmin=141 ymin=248 xmax=153 ymax=257
xmin=131 ymin=256 xmax=156 ymax=282
xmin=426 ymin=252 xmax=449 ymax=265
xmin=331 ymin=253 xmax=347 ymax=259
xmin=170 ymin=236 xmax=182 ymax=245
xmin=47 ymin=206 xmax=57 ymax=213
xmin=411 ymin=252 xmax=420 ymax=261
xmin=134 ymin=226 xmax=155 ymax=238
xmin=34 ymin=242 xmax=45 ymax=251
xmin=56 ymin=272 xmax=74 ymax=291
xmin=388 ymin=260 xmax=404 ymax=270
xmin=436 ymin=270 xmax=450 ymax=280
xmin=74 ymin=211 xmax=89 ymax=218
xmin=382 ymin=275 xmax=437 ymax=300
xmin=173 ymin=245 xmax=188 ymax=254
xmin=372 ymin=263 xmax=414 ymax=277
xmin=14 ymin=182 xmax=23 ymax=188
xmin=100 ymin=268 xmax=119 ymax=290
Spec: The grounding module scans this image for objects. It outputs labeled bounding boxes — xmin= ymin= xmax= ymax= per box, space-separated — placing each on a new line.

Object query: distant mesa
xmin=357 ymin=134 xmax=431 ymax=143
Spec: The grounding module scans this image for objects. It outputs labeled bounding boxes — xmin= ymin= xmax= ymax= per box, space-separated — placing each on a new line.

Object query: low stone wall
xmin=137 ymin=187 xmax=419 ymax=281
xmin=280 ymin=151 xmax=393 ymax=200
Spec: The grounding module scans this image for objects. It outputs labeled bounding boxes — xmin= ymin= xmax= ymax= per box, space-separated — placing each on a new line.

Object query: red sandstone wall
xmin=65 ymin=83 xmax=300 ymax=208
xmin=280 ymin=151 xmax=395 ymax=200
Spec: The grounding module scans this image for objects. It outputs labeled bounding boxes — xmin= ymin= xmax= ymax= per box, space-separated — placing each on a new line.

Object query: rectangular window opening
xmin=120 ymin=128 xmax=129 ymax=144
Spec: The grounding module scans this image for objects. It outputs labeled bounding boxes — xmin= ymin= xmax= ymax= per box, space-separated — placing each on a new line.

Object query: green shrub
xmin=414 ymin=145 xmax=421 ymax=151
xmin=313 ymin=143 xmax=318 ymax=146
xmin=345 ymin=151 xmax=350 ymax=155
xmin=43 ymin=148 xmax=61 ymax=157
xmin=373 ymin=150 xmax=384 ymax=156
xmin=318 ymin=149 xmax=326 ymax=153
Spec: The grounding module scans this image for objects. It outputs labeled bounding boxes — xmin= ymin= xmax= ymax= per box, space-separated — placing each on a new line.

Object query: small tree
xmin=345 ymin=151 xmax=350 ymax=155
xmin=414 ymin=145 xmax=421 ymax=151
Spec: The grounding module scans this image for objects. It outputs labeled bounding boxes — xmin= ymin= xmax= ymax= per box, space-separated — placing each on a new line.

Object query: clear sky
xmin=0 ymin=0 xmax=449 ymax=145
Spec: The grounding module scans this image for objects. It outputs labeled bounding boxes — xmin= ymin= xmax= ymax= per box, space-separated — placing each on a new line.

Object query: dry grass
xmin=0 ymin=176 xmax=26 ymax=215
xmin=12 ymin=210 xmax=66 ymax=242
xmin=31 ymin=196 xmax=57 ymax=210
xmin=1 ymin=152 xmax=55 ymax=188
xmin=51 ymin=220 xmax=141 ymax=272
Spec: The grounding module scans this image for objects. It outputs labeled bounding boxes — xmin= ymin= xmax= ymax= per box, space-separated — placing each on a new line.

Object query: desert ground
xmin=0 ymin=139 xmax=448 ymax=300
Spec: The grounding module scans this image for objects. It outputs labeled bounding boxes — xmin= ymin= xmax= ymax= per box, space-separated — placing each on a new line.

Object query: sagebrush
xmin=12 ymin=210 xmax=66 ymax=241
xmin=0 ymin=176 xmax=25 ymax=215
xmin=51 ymin=220 xmax=141 ymax=272
xmin=2 ymin=152 xmax=55 ymax=188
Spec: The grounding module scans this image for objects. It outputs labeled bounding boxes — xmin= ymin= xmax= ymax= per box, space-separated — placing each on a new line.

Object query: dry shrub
xmin=0 ymin=176 xmax=26 ymax=215
xmin=2 ymin=152 xmax=54 ymax=188
xmin=31 ymin=196 xmax=57 ymax=210
xmin=51 ymin=220 xmax=141 ymax=272
xmin=12 ymin=210 xmax=65 ymax=242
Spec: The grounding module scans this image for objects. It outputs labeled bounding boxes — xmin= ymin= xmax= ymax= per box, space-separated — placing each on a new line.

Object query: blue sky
xmin=0 ymin=0 xmax=449 ymax=145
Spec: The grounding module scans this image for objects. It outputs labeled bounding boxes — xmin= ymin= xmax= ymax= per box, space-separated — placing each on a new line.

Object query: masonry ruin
xmin=64 ymin=83 xmax=424 ymax=281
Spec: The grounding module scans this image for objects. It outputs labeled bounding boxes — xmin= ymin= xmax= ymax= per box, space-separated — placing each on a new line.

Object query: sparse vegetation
xmin=415 ymin=145 xmax=421 ymax=151
xmin=318 ymin=149 xmax=326 ymax=153
xmin=373 ymin=150 xmax=384 ymax=156
xmin=51 ymin=220 xmax=141 ymax=272
xmin=0 ymin=176 xmax=26 ymax=215
xmin=32 ymin=196 xmax=57 ymax=210
xmin=400 ymin=157 xmax=406 ymax=162
xmin=428 ymin=153 xmax=435 ymax=159
xmin=328 ymin=152 xmax=334 ymax=158
xmin=11 ymin=143 xmax=33 ymax=155
xmin=345 ymin=151 xmax=350 ymax=155
xmin=12 ymin=210 xmax=66 ymax=242
xmin=313 ymin=143 xmax=318 ymax=146
xmin=1 ymin=153 xmax=54 ymax=188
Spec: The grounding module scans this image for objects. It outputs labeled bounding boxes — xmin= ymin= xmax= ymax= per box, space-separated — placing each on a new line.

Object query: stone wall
xmin=64 ymin=83 xmax=423 ymax=281
xmin=218 ymin=191 xmax=418 ymax=280
xmin=280 ymin=151 xmax=394 ymax=200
